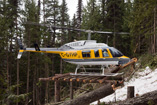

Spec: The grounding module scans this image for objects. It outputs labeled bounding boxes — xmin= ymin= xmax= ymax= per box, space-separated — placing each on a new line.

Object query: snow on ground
xmin=91 ymin=67 xmax=157 ymax=105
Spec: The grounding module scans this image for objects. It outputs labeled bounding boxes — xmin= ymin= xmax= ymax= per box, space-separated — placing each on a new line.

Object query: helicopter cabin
xmin=59 ymin=40 xmax=130 ymax=65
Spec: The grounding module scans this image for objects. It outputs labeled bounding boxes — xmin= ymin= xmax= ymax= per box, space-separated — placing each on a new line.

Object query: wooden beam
xmin=52 ymin=73 xmax=70 ymax=81
xmin=70 ymin=81 xmax=73 ymax=99
xmin=106 ymin=76 xmax=123 ymax=80
xmin=90 ymin=77 xmax=102 ymax=83
xmin=70 ymin=78 xmax=77 ymax=82
xmin=64 ymin=76 xmax=72 ymax=81
xmin=83 ymin=77 xmax=97 ymax=83
xmin=76 ymin=76 xmax=88 ymax=82
xmin=58 ymin=75 xmax=69 ymax=81
xmin=55 ymin=80 xmax=60 ymax=102
xmin=98 ymin=58 xmax=137 ymax=84
xmin=39 ymin=77 xmax=52 ymax=81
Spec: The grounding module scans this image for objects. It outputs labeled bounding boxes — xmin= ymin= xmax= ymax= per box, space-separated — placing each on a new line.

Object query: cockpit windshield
xmin=109 ymin=47 xmax=123 ymax=57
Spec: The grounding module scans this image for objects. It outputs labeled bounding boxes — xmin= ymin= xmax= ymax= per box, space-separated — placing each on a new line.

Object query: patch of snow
xmin=91 ymin=67 xmax=157 ymax=105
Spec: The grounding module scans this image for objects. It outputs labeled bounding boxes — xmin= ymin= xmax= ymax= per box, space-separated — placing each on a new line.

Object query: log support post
xmin=70 ymin=81 xmax=73 ymax=99
xmin=131 ymin=63 xmax=135 ymax=72
xmin=55 ymin=80 xmax=60 ymax=102
xmin=127 ymin=86 xmax=134 ymax=99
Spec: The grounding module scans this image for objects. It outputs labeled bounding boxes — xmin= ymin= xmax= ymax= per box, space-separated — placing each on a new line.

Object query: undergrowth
xmin=138 ymin=53 xmax=157 ymax=70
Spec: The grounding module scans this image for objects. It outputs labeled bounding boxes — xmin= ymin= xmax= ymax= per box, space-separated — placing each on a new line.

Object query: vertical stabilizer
xmin=17 ymin=39 xmax=24 ymax=59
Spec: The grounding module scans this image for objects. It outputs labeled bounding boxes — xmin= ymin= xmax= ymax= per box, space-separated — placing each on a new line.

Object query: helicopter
xmin=17 ymin=22 xmax=130 ymax=76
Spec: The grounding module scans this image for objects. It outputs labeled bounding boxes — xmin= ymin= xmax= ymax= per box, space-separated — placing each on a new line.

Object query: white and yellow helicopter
xmin=17 ymin=22 xmax=130 ymax=76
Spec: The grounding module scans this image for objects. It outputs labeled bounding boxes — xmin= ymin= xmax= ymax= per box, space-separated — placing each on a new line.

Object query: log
xmin=70 ymin=81 xmax=73 ymax=99
xmin=127 ymin=86 xmax=134 ymax=99
xmin=52 ymin=73 xmax=71 ymax=81
xmin=113 ymin=90 xmax=157 ymax=105
xmin=60 ymin=83 xmax=114 ymax=105
xmin=39 ymin=77 xmax=52 ymax=81
xmin=98 ymin=58 xmax=137 ymax=84
xmin=55 ymin=80 xmax=60 ymax=102
xmin=83 ymin=77 xmax=96 ymax=83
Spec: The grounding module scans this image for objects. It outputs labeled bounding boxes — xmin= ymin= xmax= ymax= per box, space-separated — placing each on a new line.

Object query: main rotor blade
xmin=93 ymin=31 xmax=130 ymax=34
xmin=24 ymin=22 xmax=129 ymax=35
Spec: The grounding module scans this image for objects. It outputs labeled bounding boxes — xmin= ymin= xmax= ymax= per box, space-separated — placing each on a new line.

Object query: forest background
xmin=0 ymin=0 xmax=157 ymax=105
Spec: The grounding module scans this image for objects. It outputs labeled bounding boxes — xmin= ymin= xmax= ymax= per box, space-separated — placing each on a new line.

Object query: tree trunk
xmin=113 ymin=90 xmax=157 ymax=105
xmin=25 ymin=41 xmax=30 ymax=105
xmin=16 ymin=59 xmax=19 ymax=105
xmin=45 ymin=62 xmax=49 ymax=103
xmin=6 ymin=40 xmax=10 ymax=105
xmin=60 ymin=59 xmax=63 ymax=74
xmin=113 ymin=3 xmax=116 ymax=47
xmin=154 ymin=7 xmax=156 ymax=53
xmin=77 ymin=0 xmax=82 ymax=39
xmin=36 ymin=57 xmax=40 ymax=105
xmin=61 ymin=83 xmax=114 ymax=105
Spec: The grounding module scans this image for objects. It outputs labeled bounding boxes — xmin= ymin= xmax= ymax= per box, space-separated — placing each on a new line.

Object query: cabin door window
xmin=82 ymin=50 xmax=91 ymax=58
xmin=94 ymin=50 xmax=99 ymax=57
xmin=102 ymin=49 xmax=109 ymax=57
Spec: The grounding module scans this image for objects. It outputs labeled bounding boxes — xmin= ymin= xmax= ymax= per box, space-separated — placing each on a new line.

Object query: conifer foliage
xmin=0 ymin=0 xmax=157 ymax=104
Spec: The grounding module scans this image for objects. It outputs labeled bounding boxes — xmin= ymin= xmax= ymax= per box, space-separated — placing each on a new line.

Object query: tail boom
xmin=17 ymin=48 xmax=62 ymax=59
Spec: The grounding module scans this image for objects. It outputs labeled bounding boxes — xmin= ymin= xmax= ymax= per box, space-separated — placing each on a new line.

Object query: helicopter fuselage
xmin=18 ymin=40 xmax=130 ymax=66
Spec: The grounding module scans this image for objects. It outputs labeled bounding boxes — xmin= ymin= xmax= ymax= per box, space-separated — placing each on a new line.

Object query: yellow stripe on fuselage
xmin=20 ymin=49 xmax=62 ymax=54
xmin=20 ymin=49 xmax=129 ymax=60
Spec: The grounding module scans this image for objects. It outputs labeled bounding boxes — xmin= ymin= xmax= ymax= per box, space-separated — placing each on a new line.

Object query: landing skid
xmin=74 ymin=65 xmax=122 ymax=76
xmin=70 ymin=72 xmax=124 ymax=77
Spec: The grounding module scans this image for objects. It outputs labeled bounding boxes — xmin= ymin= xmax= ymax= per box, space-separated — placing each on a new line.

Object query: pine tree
xmin=59 ymin=0 xmax=69 ymax=74
xmin=106 ymin=0 xmax=125 ymax=47
xmin=118 ymin=0 xmax=133 ymax=56
xmin=22 ymin=0 xmax=42 ymax=104
xmin=76 ymin=0 xmax=83 ymax=39
xmin=43 ymin=0 xmax=61 ymax=103
xmin=0 ymin=0 xmax=25 ymax=104
xmin=70 ymin=14 xmax=78 ymax=41
xmin=128 ymin=0 xmax=157 ymax=55
xmin=82 ymin=0 xmax=102 ymax=40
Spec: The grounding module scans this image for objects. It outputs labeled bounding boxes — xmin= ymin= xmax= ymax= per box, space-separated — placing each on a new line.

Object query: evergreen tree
xmin=128 ymin=0 xmax=157 ymax=55
xmin=59 ymin=0 xmax=69 ymax=74
xmin=82 ymin=0 xmax=102 ymax=41
xmin=76 ymin=0 xmax=83 ymax=39
xmin=60 ymin=0 xmax=69 ymax=43
xmin=106 ymin=0 xmax=125 ymax=47
xmin=43 ymin=0 xmax=61 ymax=103
xmin=44 ymin=0 xmax=60 ymax=46
xmin=22 ymin=0 xmax=42 ymax=104
xmin=70 ymin=14 xmax=78 ymax=41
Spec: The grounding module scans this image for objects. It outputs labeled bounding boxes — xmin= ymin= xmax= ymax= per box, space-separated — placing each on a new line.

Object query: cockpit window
xmin=109 ymin=47 xmax=123 ymax=57
xmin=102 ymin=49 xmax=109 ymax=57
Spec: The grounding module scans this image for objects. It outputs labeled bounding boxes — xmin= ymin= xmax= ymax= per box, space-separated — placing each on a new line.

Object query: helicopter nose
xmin=118 ymin=58 xmax=130 ymax=65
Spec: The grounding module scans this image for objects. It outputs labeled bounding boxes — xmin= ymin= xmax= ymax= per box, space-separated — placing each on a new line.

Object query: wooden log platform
xmin=38 ymin=58 xmax=137 ymax=103
xmin=39 ymin=73 xmax=123 ymax=83
xmin=39 ymin=58 xmax=137 ymax=84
